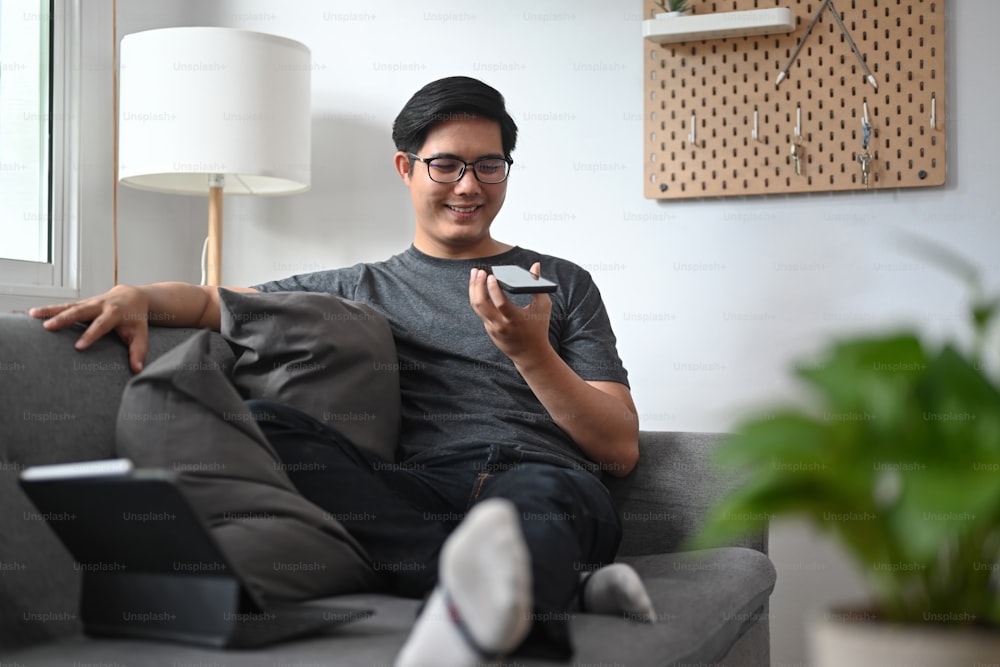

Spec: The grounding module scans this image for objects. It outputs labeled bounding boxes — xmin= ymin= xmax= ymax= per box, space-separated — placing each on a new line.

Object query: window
xmin=0 ymin=0 xmax=82 ymax=301
xmin=0 ymin=0 xmax=50 ymax=264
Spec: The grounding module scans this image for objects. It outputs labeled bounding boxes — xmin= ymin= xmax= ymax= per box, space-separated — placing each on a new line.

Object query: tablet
xmin=19 ymin=459 xmax=371 ymax=648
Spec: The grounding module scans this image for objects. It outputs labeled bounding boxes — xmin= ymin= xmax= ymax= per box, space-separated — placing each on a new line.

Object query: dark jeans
xmin=247 ymin=399 xmax=622 ymax=654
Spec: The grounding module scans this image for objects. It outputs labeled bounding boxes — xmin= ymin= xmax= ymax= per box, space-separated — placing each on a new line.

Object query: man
xmin=31 ymin=76 xmax=653 ymax=666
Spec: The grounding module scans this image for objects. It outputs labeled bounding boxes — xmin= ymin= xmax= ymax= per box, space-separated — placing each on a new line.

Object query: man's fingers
xmin=485 ymin=273 xmax=514 ymax=314
xmin=38 ymin=299 xmax=114 ymax=333
xmin=128 ymin=335 xmax=148 ymax=373
xmin=528 ymin=261 xmax=541 ymax=278
xmin=468 ymin=268 xmax=485 ymax=310
xmin=74 ymin=313 xmax=118 ymax=350
xmin=31 ymin=303 xmax=80 ymax=328
xmin=79 ymin=316 xmax=148 ymax=372
xmin=28 ymin=304 xmax=66 ymax=319
xmin=46 ymin=308 xmax=93 ymax=332
xmin=469 ymin=268 xmax=500 ymax=316
xmin=31 ymin=286 xmax=151 ymax=374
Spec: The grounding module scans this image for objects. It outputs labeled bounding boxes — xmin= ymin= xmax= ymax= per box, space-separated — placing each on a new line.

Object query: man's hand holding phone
xmin=468 ymin=262 xmax=555 ymax=363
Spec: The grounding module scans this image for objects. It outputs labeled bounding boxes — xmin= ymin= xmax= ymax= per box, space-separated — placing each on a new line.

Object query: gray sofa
xmin=0 ymin=312 xmax=775 ymax=666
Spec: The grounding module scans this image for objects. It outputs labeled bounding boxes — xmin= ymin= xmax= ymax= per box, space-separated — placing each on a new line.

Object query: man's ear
xmin=393 ymin=151 xmax=413 ymax=183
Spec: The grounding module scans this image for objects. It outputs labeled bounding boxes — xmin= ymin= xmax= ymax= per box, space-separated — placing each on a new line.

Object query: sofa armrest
xmin=0 ymin=317 xmax=236 ymax=651
xmin=604 ymin=430 xmax=767 ymax=557
xmin=0 ymin=315 xmax=233 ymax=468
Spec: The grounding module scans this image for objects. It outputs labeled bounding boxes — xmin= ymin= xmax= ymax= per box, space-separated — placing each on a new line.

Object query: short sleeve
xmin=556 ymin=270 xmax=629 ymax=388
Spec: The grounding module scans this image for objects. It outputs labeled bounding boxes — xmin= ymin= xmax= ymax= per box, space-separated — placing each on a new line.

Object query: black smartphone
xmin=490 ymin=265 xmax=558 ymax=294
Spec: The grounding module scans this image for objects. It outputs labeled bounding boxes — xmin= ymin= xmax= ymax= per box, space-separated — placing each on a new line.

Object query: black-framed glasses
xmin=409 ymin=153 xmax=513 ymax=184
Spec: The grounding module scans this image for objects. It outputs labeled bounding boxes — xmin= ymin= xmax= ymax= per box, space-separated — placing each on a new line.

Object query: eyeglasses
xmin=408 ymin=153 xmax=513 ymax=184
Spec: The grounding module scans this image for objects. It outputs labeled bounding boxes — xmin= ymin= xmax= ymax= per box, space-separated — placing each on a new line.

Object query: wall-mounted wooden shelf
xmin=642 ymin=8 xmax=796 ymax=44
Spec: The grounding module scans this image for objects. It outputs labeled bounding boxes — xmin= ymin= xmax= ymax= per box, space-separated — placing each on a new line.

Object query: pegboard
xmin=644 ymin=0 xmax=947 ymax=199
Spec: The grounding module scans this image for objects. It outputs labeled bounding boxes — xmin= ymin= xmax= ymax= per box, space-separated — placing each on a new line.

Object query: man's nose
xmin=452 ymin=166 xmax=482 ymax=192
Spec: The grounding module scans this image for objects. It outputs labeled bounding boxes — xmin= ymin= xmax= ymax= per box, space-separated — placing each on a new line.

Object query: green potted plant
xmin=653 ymin=0 xmax=690 ymax=17
xmin=694 ymin=239 xmax=1000 ymax=666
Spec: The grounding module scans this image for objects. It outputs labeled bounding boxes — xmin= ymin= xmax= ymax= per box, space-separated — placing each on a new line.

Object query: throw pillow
xmin=219 ymin=289 xmax=400 ymax=463
xmin=115 ymin=329 xmax=383 ymax=601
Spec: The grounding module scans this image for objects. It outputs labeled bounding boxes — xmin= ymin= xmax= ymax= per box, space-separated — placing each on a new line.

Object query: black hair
xmin=391 ymin=76 xmax=518 ymax=159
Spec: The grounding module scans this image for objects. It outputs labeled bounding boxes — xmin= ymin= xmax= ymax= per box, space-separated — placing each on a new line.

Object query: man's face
xmin=395 ymin=116 xmax=508 ymax=259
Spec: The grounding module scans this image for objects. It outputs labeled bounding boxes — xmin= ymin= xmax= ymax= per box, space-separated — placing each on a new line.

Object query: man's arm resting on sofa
xmin=28 ymin=282 xmax=258 ymax=373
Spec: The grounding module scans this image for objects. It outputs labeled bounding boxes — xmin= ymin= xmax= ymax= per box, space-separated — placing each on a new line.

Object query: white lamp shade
xmin=118 ymin=27 xmax=311 ymax=195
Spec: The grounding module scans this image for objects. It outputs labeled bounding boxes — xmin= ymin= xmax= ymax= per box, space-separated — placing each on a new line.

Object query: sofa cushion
xmin=608 ymin=547 xmax=776 ymax=665
xmin=115 ymin=329 xmax=383 ymax=602
xmin=2 ymin=547 xmax=774 ymax=666
xmin=218 ymin=289 xmax=401 ymax=462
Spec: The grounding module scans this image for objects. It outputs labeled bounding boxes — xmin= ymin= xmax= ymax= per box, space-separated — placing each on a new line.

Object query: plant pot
xmin=655 ymin=12 xmax=688 ymax=19
xmin=809 ymin=608 xmax=1000 ymax=667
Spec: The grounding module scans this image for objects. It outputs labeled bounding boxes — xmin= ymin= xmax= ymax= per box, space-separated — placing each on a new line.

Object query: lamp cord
xmin=200 ymin=236 xmax=209 ymax=286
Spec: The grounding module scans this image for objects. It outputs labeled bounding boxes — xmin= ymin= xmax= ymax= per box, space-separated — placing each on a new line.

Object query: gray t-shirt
xmin=254 ymin=245 xmax=628 ymax=473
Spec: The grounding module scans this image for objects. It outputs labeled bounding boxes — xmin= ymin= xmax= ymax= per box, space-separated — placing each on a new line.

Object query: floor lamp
xmin=118 ymin=27 xmax=311 ymax=286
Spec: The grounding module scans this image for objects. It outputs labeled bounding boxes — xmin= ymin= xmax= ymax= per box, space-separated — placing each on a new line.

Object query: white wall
xmin=114 ymin=1 xmax=1000 ymax=664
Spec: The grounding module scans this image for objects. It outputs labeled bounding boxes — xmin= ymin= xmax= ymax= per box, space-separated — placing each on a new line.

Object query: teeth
xmin=448 ymin=205 xmax=478 ymax=213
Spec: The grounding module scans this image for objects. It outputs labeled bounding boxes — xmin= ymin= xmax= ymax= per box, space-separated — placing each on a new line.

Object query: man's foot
xmin=394 ymin=499 xmax=533 ymax=667
xmin=581 ymin=562 xmax=657 ymax=623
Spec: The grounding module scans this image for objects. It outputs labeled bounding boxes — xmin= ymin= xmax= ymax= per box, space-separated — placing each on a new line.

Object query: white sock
xmin=581 ymin=563 xmax=657 ymax=623
xmin=394 ymin=499 xmax=533 ymax=667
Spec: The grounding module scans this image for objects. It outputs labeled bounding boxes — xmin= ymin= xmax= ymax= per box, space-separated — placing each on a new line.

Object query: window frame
xmin=0 ymin=0 xmax=81 ymax=303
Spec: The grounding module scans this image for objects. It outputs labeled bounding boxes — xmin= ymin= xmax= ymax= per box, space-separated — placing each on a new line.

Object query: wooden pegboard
xmin=644 ymin=0 xmax=947 ymax=199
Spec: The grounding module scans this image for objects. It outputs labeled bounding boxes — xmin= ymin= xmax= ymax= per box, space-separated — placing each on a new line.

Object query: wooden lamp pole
xmin=206 ymin=175 xmax=224 ymax=287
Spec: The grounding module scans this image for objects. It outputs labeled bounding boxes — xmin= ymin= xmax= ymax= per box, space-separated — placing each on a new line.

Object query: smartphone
xmin=490 ymin=265 xmax=558 ymax=294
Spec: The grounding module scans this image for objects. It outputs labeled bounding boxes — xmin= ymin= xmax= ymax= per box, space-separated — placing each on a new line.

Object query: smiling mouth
xmin=446 ymin=205 xmax=481 ymax=214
